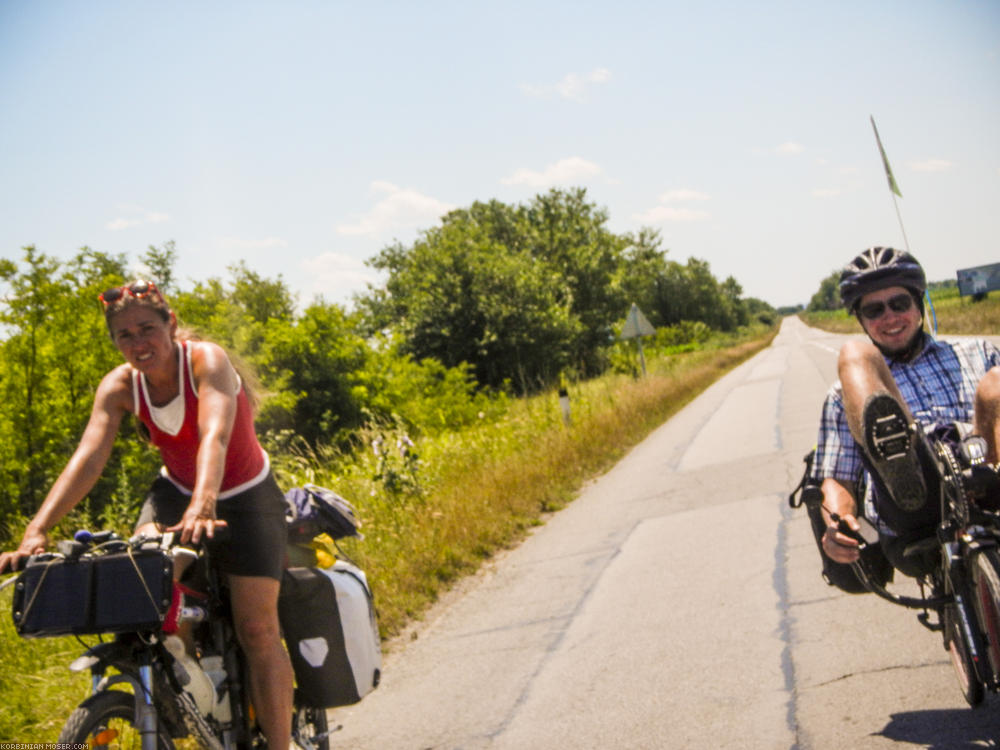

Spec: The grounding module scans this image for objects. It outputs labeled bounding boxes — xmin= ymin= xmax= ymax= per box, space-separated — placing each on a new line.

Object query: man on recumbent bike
xmin=813 ymin=247 xmax=1000 ymax=578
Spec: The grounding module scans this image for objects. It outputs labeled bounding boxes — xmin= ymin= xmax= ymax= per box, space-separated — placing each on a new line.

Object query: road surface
xmin=327 ymin=317 xmax=1000 ymax=749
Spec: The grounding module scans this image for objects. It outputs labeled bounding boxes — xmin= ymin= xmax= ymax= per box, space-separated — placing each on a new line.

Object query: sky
xmin=1 ymin=0 xmax=998 ymax=311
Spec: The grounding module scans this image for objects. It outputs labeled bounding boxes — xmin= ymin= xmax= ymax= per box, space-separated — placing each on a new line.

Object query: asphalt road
xmin=327 ymin=316 xmax=1000 ymax=749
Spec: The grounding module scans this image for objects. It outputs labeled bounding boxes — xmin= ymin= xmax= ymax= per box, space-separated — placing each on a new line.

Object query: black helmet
xmin=839 ymin=247 xmax=926 ymax=312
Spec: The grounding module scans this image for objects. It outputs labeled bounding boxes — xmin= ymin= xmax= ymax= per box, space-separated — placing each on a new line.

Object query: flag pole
xmin=869 ymin=115 xmax=936 ymax=334
xmin=869 ymin=115 xmax=911 ymax=253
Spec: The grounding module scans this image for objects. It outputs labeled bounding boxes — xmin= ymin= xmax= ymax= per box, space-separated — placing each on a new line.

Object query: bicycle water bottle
xmin=199 ymin=655 xmax=232 ymax=722
xmin=164 ymin=635 xmax=216 ymax=717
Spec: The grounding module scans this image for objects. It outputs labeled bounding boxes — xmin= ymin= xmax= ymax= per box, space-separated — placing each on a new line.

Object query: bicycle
xmin=6 ymin=528 xmax=336 ymax=750
xmin=841 ymin=426 xmax=1000 ymax=706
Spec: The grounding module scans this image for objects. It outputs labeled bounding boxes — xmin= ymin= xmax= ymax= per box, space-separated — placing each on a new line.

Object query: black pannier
xmin=279 ymin=562 xmax=381 ymax=708
xmin=11 ymin=549 xmax=174 ymax=637
xmin=789 ymin=450 xmax=893 ymax=594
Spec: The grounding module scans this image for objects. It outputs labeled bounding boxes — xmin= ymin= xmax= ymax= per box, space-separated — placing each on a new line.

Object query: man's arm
xmin=820 ymin=477 xmax=863 ymax=563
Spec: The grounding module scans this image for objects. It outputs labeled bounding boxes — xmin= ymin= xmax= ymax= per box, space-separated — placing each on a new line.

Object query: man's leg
xmin=229 ymin=574 xmax=294 ymax=750
xmin=974 ymin=367 xmax=1000 ymax=464
xmin=837 ymin=339 xmax=927 ymax=513
xmin=837 ymin=339 xmax=912 ymax=442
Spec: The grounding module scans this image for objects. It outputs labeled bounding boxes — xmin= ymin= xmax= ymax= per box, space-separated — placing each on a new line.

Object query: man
xmin=813 ymin=247 xmax=1000 ymax=576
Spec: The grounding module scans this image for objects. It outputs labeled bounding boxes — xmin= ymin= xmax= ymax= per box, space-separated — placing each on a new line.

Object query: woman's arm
xmin=171 ymin=341 xmax=239 ymax=544
xmin=0 ymin=367 xmax=131 ymax=572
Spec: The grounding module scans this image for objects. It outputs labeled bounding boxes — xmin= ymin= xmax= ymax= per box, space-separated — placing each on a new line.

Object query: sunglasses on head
xmin=858 ymin=292 xmax=914 ymax=321
xmin=99 ymin=280 xmax=161 ymax=306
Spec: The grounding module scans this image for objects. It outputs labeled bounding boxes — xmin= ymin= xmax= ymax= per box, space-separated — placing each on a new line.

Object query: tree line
xmin=0 ymin=188 xmax=774 ymax=537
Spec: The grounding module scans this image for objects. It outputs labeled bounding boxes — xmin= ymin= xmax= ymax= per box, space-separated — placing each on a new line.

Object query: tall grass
xmin=0 ymin=329 xmax=775 ymax=742
xmin=799 ymin=286 xmax=1000 ymax=334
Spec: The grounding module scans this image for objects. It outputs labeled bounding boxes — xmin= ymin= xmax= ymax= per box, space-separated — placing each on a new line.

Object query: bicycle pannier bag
xmin=11 ymin=549 xmax=174 ymax=637
xmin=789 ymin=450 xmax=893 ymax=594
xmin=285 ymin=484 xmax=361 ymax=542
xmin=279 ymin=561 xmax=381 ymax=707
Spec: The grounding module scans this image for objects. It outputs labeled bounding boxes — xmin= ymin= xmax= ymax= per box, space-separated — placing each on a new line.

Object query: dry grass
xmin=799 ymin=287 xmax=1000 ymax=335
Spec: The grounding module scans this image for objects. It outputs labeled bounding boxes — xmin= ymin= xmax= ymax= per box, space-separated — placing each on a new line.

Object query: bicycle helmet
xmin=839 ymin=247 xmax=926 ymax=312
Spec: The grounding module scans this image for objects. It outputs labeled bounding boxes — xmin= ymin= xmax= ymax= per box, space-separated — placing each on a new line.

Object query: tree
xmin=141 ymin=240 xmax=179 ymax=294
xmin=619 ymin=228 xmax=670 ymax=326
xmin=0 ymin=247 xmax=159 ymax=533
xmin=520 ymin=188 xmax=627 ymax=374
xmin=808 ymin=271 xmax=842 ymax=312
xmin=258 ymin=301 xmax=369 ymax=444
xmin=364 ymin=209 xmax=578 ymax=391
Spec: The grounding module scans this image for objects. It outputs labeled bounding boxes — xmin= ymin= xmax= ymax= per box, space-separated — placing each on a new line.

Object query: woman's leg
xmin=229 ymin=574 xmax=294 ymax=750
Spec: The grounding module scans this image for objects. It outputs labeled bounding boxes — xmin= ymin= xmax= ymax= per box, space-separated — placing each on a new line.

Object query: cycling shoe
xmin=863 ymin=393 xmax=927 ymax=512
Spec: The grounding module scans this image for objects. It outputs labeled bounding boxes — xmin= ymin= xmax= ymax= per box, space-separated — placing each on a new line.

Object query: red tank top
xmin=133 ymin=341 xmax=269 ymax=497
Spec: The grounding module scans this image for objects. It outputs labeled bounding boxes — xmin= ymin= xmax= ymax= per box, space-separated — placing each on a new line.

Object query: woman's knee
xmin=234 ymin=610 xmax=282 ymax=653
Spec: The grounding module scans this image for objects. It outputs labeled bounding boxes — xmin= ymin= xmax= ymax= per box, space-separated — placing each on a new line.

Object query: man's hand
xmin=822 ymin=513 xmax=862 ymax=564
xmin=0 ymin=527 xmax=49 ymax=574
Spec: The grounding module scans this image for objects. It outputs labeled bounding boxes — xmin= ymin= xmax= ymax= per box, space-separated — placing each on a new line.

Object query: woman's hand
xmin=168 ymin=501 xmax=228 ymax=545
xmin=0 ymin=526 xmax=49 ymax=574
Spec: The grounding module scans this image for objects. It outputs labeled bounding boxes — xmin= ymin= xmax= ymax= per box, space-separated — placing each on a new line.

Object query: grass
xmin=799 ymin=286 xmax=1000 ymax=335
xmin=0 ymin=327 xmax=776 ymax=742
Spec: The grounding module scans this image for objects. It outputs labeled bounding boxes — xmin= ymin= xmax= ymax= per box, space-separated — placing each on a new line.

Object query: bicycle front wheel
xmin=58 ymin=690 xmax=175 ymax=750
xmin=972 ymin=546 xmax=1000 ymax=688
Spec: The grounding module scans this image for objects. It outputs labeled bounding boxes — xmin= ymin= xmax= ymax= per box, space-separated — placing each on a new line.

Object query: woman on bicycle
xmin=0 ymin=280 xmax=295 ymax=750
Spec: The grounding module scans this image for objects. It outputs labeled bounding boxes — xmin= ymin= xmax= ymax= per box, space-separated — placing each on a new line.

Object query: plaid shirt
xmin=813 ymin=335 xmax=1000 ymax=528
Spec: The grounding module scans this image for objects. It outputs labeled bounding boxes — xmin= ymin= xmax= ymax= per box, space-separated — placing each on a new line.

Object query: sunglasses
xmin=858 ymin=292 xmax=914 ymax=321
xmin=99 ymin=280 xmax=161 ymax=306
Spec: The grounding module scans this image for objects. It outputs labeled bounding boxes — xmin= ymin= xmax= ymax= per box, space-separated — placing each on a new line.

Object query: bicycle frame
xmin=849 ymin=434 xmax=1000 ymax=702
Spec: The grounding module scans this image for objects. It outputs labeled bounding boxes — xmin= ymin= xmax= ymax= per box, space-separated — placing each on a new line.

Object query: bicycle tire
xmin=943 ymin=591 xmax=986 ymax=706
xmin=58 ymin=690 xmax=175 ymax=750
xmin=293 ymin=704 xmax=331 ymax=750
xmin=972 ymin=547 xmax=1000 ymax=687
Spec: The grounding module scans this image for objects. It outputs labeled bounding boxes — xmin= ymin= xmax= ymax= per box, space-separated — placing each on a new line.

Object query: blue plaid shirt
xmin=813 ymin=335 xmax=1000 ymax=529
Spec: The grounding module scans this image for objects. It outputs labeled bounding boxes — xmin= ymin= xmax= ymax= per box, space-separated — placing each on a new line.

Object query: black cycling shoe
xmin=863 ymin=393 xmax=927 ymax=512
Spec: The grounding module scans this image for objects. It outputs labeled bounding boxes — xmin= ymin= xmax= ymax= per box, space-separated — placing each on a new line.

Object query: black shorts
xmin=137 ymin=474 xmax=288 ymax=580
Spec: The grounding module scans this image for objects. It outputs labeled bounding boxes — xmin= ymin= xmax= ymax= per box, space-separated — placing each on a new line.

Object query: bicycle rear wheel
xmin=293 ymin=704 xmax=331 ymax=750
xmin=971 ymin=546 xmax=1000 ymax=688
xmin=58 ymin=690 xmax=175 ymax=750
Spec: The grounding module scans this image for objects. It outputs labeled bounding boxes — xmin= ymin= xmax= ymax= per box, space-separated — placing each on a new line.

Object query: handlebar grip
xmin=834 ymin=516 xmax=869 ymax=549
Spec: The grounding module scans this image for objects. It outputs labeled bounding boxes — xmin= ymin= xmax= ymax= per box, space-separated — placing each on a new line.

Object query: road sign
xmin=620 ymin=303 xmax=655 ymax=339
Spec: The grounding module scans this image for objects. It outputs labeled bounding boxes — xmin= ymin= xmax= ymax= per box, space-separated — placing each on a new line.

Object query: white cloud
xmin=632 ymin=205 xmax=710 ymax=223
xmin=659 ymin=189 xmax=710 ymax=203
xmin=520 ymin=68 xmax=612 ymax=102
xmin=501 ymin=157 xmax=603 ymax=188
xmin=775 ymin=141 xmax=805 ymax=156
xmin=218 ymin=236 xmax=289 ymax=250
xmin=811 ymin=188 xmax=841 ymax=198
xmin=300 ymin=251 xmax=382 ymax=302
xmin=909 ymin=158 xmax=955 ymax=172
xmin=336 ymin=182 xmax=455 ymax=237
xmin=106 ymin=206 xmax=170 ymax=231
xmin=634 ymin=187 xmax=711 ymax=223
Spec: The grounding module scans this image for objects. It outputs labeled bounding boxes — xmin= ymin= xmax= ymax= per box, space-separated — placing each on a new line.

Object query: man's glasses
xmin=858 ymin=292 xmax=914 ymax=321
xmin=99 ymin=280 xmax=161 ymax=306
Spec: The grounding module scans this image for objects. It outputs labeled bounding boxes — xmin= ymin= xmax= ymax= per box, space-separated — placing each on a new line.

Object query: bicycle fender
xmin=69 ymin=639 xmax=134 ymax=674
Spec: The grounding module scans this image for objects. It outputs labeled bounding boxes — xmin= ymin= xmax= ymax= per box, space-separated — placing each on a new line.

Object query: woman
xmin=0 ymin=280 xmax=294 ymax=750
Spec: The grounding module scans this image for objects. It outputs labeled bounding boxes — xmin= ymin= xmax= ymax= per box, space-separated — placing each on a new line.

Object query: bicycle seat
xmin=902 ymin=536 xmax=938 ymax=559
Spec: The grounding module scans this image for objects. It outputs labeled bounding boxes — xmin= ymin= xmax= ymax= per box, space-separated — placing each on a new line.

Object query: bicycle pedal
xmin=871 ymin=414 xmax=910 ymax=461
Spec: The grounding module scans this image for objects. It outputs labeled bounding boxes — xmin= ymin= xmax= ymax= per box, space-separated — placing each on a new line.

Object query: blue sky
xmin=1 ymin=0 xmax=997 ymax=310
